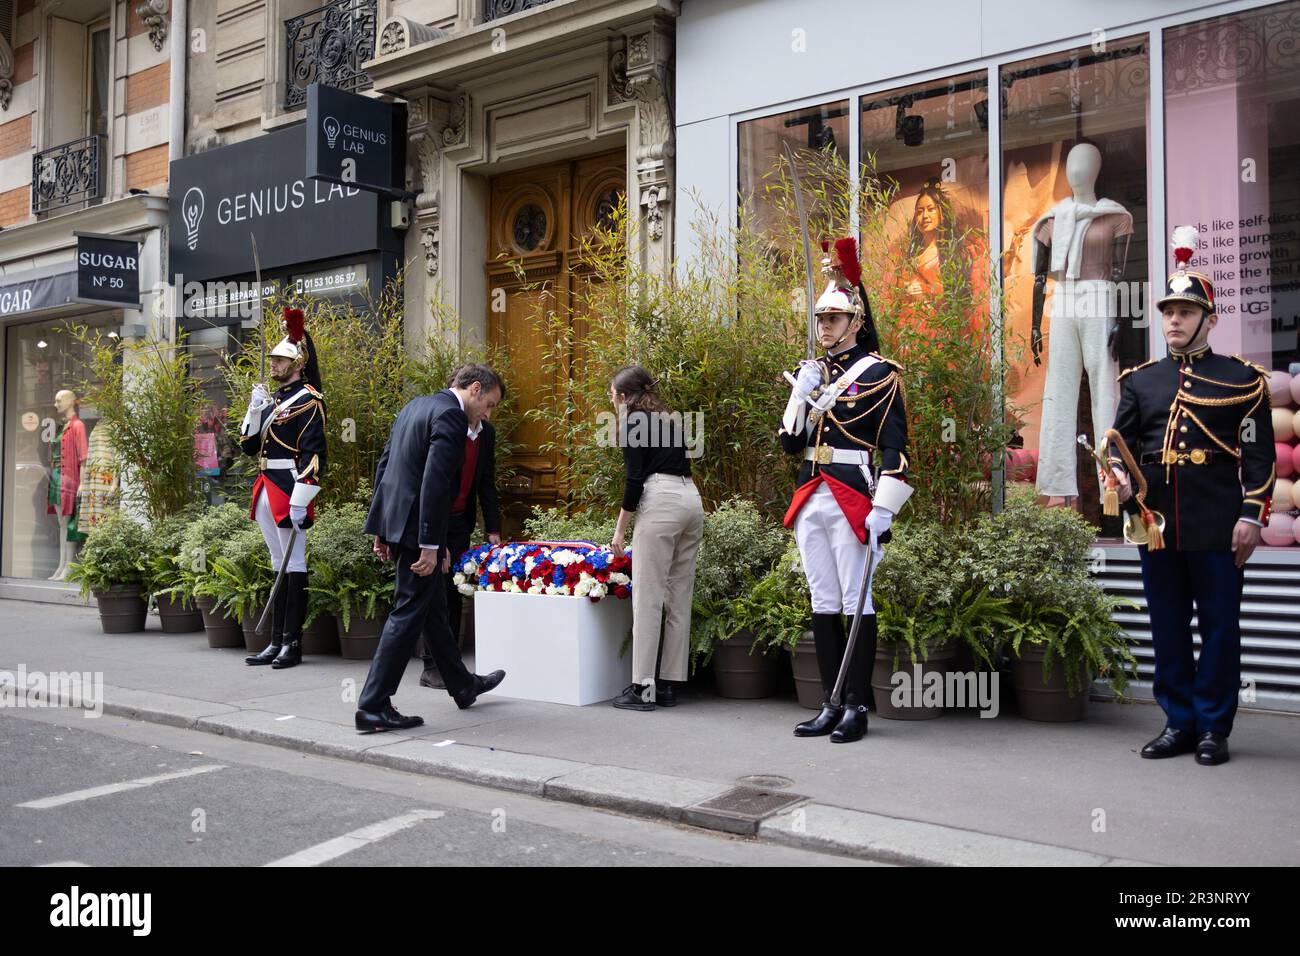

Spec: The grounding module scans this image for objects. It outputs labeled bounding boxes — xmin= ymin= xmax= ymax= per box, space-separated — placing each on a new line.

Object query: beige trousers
xmin=631 ymin=474 xmax=705 ymax=690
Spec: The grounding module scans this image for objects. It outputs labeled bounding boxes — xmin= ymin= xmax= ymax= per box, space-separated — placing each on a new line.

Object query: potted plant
xmin=66 ymin=511 xmax=150 ymax=633
xmin=198 ymin=525 xmax=274 ymax=654
xmin=966 ymin=490 xmax=1138 ymax=721
xmin=307 ymin=498 xmax=394 ymax=660
xmin=177 ymin=503 xmax=251 ymax=648
xmin=732 ymin=544 xmax=820 ymax=707
xmin=147 ymin=508 xmax=204 ymax=633
xmin=687 ymin=499 xmax=788 ymax=698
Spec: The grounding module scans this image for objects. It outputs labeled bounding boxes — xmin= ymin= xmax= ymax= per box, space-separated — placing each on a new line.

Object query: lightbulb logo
xmin=323 ymin=116 xmax=340 ymax=148
xmin=182 ymin=187 xmax=205 ymax=250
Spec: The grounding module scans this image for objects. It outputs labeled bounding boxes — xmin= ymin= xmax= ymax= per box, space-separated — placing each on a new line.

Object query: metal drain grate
xmin=683 ymin=786 xmax=807 ymax=835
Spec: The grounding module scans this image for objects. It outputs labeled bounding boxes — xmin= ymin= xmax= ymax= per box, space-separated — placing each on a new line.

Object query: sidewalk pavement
xmin=2 ymin=598 xmax=1297 ymax=866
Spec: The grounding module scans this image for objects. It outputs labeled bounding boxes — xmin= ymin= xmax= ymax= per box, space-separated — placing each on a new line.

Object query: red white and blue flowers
xmin=453 ymin=541 xmax=632 ymax=602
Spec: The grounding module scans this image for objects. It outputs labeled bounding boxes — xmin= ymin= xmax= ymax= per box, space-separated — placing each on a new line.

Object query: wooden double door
xmin=487 ymin=150 xmax=625 ymax=527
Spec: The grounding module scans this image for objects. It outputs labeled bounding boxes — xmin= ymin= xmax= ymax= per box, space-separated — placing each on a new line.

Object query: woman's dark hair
xmin=450 ymin=363 xmax=506 ymax=401
xmin=906 ymin=177 xmax=956 ymax=261
xmin=611 ymin=365 xmax=668 ymax=413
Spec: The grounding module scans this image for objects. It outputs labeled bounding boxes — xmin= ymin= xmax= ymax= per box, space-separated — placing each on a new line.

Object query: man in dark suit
xmin=355 ymin=365 xmax=507 ymax=733
xmin=420 ymin=370 xmax=502 ymax=689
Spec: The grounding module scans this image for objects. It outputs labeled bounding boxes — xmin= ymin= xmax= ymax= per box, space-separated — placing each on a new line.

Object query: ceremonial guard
xmin=779 ymin=237 xmax=913 ymax=743
xmin=239 ymin=308 xmax=327 ymax=670
xmin=1108 ymin=227 xmax=1274 ymax=766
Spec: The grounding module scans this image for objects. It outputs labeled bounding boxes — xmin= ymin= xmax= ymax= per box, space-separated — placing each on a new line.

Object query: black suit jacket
xmin=365 ymin=390 xmax=468 ymax=551
xmin=456 ymin=420 xmax=502 ymax=533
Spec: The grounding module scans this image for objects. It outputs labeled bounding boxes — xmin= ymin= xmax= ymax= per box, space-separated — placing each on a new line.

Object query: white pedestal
xmin=472 ymin=590 xmax=633 ymax=706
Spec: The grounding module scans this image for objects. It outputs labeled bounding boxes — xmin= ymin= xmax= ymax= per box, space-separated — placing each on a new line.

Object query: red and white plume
xmin=282 ymin=307 xmax=305 ymax=345
xmin=832 ymin=236 xmax=862 ymax=288
xmin=1170 ymin=225 xmax=1199 ymax=269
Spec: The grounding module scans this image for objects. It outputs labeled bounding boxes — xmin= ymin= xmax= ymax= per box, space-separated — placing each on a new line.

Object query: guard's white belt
xmin=262 ymin=458 xmax=296 ymax=471
xmin=803 ymin=447 xmax=871 ymax=466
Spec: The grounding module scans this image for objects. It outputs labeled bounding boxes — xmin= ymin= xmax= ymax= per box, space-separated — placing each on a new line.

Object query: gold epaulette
xmin=1230 ymin=354 xmax=1270 ymax=378
xmin=303 ymin=383 xmax=325 ymax=399
xmin=869 ymin=352 xmax=903 ymax=373
xmin=1117 ymin=358 xmax=1158 ymax=382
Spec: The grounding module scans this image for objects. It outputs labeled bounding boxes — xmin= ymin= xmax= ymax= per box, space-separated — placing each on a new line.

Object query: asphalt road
xmin=0 ymin=709 xmax=869 ymax=868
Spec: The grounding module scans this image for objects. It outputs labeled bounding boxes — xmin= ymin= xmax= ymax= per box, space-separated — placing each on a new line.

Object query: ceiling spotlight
xmin=36 ymin=339 xmax=48 ymax=348
xmin=895 ymin=97 xmax=924 ymax=147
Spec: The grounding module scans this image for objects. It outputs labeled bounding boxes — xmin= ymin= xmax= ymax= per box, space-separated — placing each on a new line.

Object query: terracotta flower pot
xmin=871 ymin=644 xmax=957 ymax=720
xmin=302 ymin=612 xmax=340 ymax=656
xmin=1012 ymin=643 xmax=1088 ymax=722
xmin=241 ymin=611 xmax=272 ymax=654
xmin=337 ymin=605 xmax=389 ymax=661
xmin=92 ymin=585 xmax=147 ymax=634
xmin=196 ymin=595 xmax=243 ymax=648
xmin=789 ymin=630 xmax=822 ymax=710
xmin=155 ymin=593 xmax=204 ymax=633
xmin=713 ymin=632 xmax=779 ymax=699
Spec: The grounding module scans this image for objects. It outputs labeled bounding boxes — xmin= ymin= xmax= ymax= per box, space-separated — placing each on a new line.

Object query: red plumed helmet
xmin=282 ymin=307 xmax=305 ymax=344
xmin=832 ymin=237 xmax=862 ymax=288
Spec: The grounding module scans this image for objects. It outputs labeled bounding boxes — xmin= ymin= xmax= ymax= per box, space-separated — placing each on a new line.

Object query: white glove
xmin=289 ymin=505 xmax=307 ymax=528
xmin=250 ymin=383 xmax=271 ymax=410
xmin=792 ymin=361 xmax=822 ymax=400
xmin=865 ymin=506 xmax=894 ymax=544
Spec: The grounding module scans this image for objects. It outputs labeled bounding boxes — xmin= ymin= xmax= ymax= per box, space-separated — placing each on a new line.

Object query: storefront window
xmin=1000 ymin=36 xmax=1151 ymax=525
xmin=1165 ymin=1 xmax=1300 ymax=547
xmin=860 ymin=70 xmax=990 ymax=340
xmin=738 ymin=101 xmax=850 ymax=244
xmin=2 ymin=316 xmax=117 ymax=579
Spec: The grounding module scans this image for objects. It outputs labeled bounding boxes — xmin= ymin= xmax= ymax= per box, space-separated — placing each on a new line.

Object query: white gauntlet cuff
xmin=290 ymin=482 xmax=321 ymax=507
xmin=872 ymin=475 xmax=913 ymax=515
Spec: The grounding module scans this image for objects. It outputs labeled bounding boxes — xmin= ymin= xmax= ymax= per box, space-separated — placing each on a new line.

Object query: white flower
xmin=609 ymin=572 xmax=630 ymax=585
xmin=527 ymin=584 xmax=543 ymax=594
xmin=574 ymin=579 xmax=593 ymax=597
xmin=589 ymin=583 xmax=607 ymax=600
xmin=457 ymin=583 xmax=477 ymax=596
xmin=453 ymin=573 xmax=466 ymax=586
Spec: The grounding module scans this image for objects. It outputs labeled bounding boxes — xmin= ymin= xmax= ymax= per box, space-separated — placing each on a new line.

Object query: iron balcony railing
xmin=483 ymin=0 xmax=559 ymax=22
xmin=284 ymin=0 xmax=377 ymax=110
xmin=31 ymin=134 xmax=106 ymax=215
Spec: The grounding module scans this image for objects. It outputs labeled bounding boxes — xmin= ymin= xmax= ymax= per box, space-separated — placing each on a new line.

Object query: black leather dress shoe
xmin=655 ymin=681 xmax=677 ymax=707
xmin=612 ymin=684 xmax=655 ymax=711
xmin=270 ymin=640 xmax=301 ymax=669
xmin=830 ymin=704 xmax=868 ymax=743
xmin=1139 ymin=726 xmax=1197 ymax=759
xmin=1195 ymin=732 xmax=1230 ymax=766
xmin=454 ymin=670 xmax=506 ymax=710
xmin=245 ymin=642 xmax=281 ymax=666
xmin=419 ymin=667 xmax=445 ymax=689
xmin=794 ymin=704 xmax=843 ymax=737
xmin=355 ymin=707 xmax=424 ymax=733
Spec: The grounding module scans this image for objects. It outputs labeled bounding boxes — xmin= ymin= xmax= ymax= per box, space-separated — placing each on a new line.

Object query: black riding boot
xmin=245 ymin=574 xmax=288 ymax=665
xmin=272 ymin=572 xmax=307 ymax=669
xmin=830 ymin=614 xmax=875 ymax=742
xmin=794 ymin=613 xmax=846 ymax=737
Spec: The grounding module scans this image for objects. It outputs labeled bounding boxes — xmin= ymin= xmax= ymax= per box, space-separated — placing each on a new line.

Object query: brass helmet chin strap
xmin=822 ymin=314 xmax=861 ymax=352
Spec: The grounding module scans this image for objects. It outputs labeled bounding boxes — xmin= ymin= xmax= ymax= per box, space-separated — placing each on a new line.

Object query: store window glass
xmin=1165 ymin=4 xmax=1300 ymax=547
xmin=2 ymin=316 xmax=117 ymax=579
xmin=738 ymin=101 xmax=850 ymax=245
xmin=1000 ymin=36 xmax=1150 ymax=526
xmin=860 ymin=70 xmax=990 ymax=346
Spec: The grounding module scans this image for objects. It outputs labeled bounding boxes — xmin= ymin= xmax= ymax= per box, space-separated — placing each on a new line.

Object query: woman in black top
xmin=608 ymin=366 xmax=704 ymax=711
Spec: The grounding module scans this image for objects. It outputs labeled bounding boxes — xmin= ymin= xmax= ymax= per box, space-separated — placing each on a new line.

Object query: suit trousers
xmin=358 ymin=544 xmax=474 ymax=713
xmin=631 ymin=474 xmax=704 ymax=689
xmin=1138 ymin=547 xmax=1244 ymax=736
xmin=422 ymin=512 xmax=474 ymax=668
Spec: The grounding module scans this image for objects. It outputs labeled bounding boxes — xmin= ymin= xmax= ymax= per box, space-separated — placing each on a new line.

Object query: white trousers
xmin=1037 ymin=279 xmax=1119 ymax=498
xmin=254 ymin=491 xmax=307 ymax=573
xmin=793 ymin=483 xmax=879 ymax=615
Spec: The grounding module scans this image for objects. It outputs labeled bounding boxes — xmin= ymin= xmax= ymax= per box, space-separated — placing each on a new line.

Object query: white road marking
xmin=433 ymin=739 xmax=455 ymax=747
xmin=274 ymin=715 xmax=297 ymax=721
xmin=262 ymin=810 xmax=445 ymax=867
xmin=38 ymin=861 xmax=90 ymax=867
xmin=16 ymin=765 xmax=226 ymax=809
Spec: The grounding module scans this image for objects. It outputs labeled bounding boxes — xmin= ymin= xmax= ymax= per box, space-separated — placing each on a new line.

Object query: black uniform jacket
xmin=240 ymin=380 xmax=327 ymax=529
xmin=1110 ymin=345 xmax=1275 ymax=551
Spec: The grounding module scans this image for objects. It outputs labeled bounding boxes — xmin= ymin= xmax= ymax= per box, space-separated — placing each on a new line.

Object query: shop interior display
xmin=47 ymin=389 xmax=88 ymax=581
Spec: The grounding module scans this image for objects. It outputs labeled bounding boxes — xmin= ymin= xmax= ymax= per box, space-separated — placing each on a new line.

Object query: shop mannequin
xmin=1031 ymin=143 xmax=1133 ymax=502
xmin=48 ymin=389 xmax=88 ymax=581
xmin=77 ymin=421 xmax=119 ymax=533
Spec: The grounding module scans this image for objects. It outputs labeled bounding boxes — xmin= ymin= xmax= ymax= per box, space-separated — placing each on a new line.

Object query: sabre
xmin=830 ymin=530 xmax=880 ymax=709
xmin=251 ymin=233 xmax=266 ymax=385
xmin=256 ymin=527 xmax=299 ymax=634
xmin=782 ymin=141 xmax=818 ymax=359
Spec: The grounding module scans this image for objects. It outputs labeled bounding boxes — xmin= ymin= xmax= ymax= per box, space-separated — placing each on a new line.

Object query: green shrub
xmin=144 ymin=505 xmax=204 ymax=605
xmin=174 ymin=503 xmax=254 ymax=604
xmin=66 ymin=511 xmax=150 ymax=597
xmin=522 ymin=506 xmax=620 ymax=547
xmin=307 ymin=486 xmax=394 ymax=632
xmin=198 ymin=524 xmax=273 ymax=622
